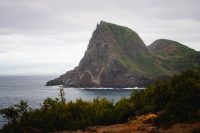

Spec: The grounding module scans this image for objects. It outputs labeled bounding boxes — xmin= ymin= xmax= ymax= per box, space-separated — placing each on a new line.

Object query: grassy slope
xmin=149 ymin=39 xmax=199 ymax=72
xmin=101 ymin=22 xmax=199 ymax=77
xmin=105 ymin=22 xmax=145 ymax=74
xmin=104 ymin=22 xmax=173 ymax=77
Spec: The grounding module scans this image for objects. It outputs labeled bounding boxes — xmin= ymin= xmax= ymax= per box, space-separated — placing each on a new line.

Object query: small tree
xmin=15 ymin=100 xmax=28 ymax=115
xmin=43 ymin=97 xmax=59 ymax=110
xmin=59 ymin=85 xmax=66 ymax=103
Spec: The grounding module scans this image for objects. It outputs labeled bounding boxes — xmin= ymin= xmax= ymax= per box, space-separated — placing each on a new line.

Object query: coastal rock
xmin=46 ymin=21 xmax=199 ymax=87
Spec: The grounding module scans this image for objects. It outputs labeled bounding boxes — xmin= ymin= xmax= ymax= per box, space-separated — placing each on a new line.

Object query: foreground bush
xmin=0 ymin=94 xmax=134 ymax=132
xmin=131 ymin=68 xmax=200 ymax=123
xmin=0 ymin=68 xmax=200 ymax=132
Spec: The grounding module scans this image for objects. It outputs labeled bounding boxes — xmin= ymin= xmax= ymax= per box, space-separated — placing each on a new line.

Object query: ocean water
xmin=0 ymin=75 xmax=139 ymax=128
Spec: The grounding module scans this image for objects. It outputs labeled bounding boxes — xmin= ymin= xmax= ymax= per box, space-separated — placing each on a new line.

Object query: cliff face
xmin=46 ymin=21 xmax=199 ymax=88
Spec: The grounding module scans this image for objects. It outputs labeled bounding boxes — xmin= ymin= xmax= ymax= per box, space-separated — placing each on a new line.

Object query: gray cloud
xmin=1 ymin=0 xmax=199 ymax=33
xmin=0 ymin=0 xmax=200 ymax=74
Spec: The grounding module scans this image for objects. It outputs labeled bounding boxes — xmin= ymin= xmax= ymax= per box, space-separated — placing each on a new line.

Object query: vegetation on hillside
xmin=105 ymin=22 xmax=199 ymax=77
xmin=106 ymin=22 xmax=144 ymax=47
xmin=149 ymin=39 xmax=199 ymax=73
xmin=1 ymin=68 xmax=200 ymax=133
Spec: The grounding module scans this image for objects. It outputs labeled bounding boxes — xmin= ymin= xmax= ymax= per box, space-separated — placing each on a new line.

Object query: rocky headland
xmin=46 ymin=21 xmax=199 ymax=87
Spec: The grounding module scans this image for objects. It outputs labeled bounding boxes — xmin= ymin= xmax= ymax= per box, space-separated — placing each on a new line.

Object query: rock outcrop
xmin=46 ymin=21 xmax=199 ymax=88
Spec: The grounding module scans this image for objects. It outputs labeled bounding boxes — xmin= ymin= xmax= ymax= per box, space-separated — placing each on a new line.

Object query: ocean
xmin=0 ymin=75 xmax=139 ymax=128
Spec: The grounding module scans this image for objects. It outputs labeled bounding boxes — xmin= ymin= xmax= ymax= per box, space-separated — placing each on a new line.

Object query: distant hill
xmin=148 ymin=39 xmax=199 ymax=73
xmin=46 ymin=21 xmax=200 ymax=87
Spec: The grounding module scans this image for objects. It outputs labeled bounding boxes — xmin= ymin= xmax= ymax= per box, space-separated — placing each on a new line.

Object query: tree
xmin=59 ymin=85 xmax=66 ymax=103
xmin=14 ymin=100 xmax=28 ymax=115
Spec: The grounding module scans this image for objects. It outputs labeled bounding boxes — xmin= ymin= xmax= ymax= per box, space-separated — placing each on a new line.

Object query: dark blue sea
xmin=0 ymin=75 xmax=141 ymax=128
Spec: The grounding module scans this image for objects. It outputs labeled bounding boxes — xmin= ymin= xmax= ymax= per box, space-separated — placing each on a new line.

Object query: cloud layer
xmin=0 ymin=0 xmax=200 ymax=75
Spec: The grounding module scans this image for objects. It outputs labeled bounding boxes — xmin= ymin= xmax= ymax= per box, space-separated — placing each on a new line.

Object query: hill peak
xmin=148 ymin=39 xmax=195 ymax=52
xmin=99 ymin=21 xmax=147 ymax=52
xmin=90 ymin=21 xmax=148 ymax=57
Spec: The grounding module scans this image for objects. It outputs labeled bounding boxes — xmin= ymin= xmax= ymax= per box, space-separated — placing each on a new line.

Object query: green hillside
xmin=104 ymin=22 xmax=198 ymax=77
xmin=148 ymin=39 xmax=199 ymax=72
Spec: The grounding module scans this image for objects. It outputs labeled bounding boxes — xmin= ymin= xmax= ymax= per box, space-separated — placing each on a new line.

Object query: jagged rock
xmin=46 ymin=21 xmax=199 ymax=88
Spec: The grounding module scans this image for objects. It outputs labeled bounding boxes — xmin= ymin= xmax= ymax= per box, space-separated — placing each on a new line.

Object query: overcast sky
xmin=0 ymin=0 xmax=200 ymax=75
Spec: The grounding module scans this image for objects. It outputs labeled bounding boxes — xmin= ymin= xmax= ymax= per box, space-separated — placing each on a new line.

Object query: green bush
xmin=114 ymin=97 xmax=134 ymax=122
xmin=130 ymin=68 xmax=200 ymax=123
